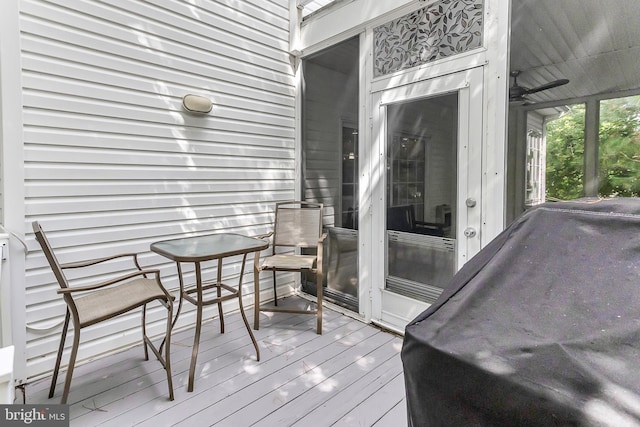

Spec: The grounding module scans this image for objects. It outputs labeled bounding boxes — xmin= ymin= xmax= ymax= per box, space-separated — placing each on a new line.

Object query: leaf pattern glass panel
xmin=373 ymin=0 xmax=484 ymax=77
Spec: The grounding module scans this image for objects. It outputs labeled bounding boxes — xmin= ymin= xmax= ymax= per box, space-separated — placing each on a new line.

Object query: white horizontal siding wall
xmin=21 ymin=0 xmax=294 ymax=381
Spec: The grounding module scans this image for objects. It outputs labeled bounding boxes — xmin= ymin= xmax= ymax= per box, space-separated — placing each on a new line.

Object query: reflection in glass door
xmin=323 ymin=123 xmax=359 ymax=309
xmin=385 ymin=94 xmax=458 ymax=304
xmin=300 ymin=36 xmax=360 ymax=312
xmin=341 ymin=124 xmax=358 ymax=229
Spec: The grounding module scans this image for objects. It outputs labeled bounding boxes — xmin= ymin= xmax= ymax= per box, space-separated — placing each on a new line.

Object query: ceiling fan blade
xmin=524 ymin=79 xmax=570 ymax=95
xmin=509 ymin=98 xmax=528 ymax=106
xmin=509 ymin=86 xmax=527 ymax=100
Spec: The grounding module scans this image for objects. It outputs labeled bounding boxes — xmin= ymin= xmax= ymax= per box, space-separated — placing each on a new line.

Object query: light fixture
xmin=182 ymin=94 xmax=212 ymax=114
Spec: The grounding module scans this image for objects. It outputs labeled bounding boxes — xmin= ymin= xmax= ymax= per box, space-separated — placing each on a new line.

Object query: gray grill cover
xmin=402 ymin=198 xmax=640 ymax=426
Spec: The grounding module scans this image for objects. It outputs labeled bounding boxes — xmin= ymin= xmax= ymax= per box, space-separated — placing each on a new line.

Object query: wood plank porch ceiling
xmin=511 ymin=0 xmax=640 ymax=105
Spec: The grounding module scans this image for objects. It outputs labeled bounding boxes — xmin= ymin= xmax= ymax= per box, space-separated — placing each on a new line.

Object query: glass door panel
xmin=371 ymin=67 xmax=483 ymax=332
xmin=386 ymin=95 xmax=458 ymax=304
xmin=325 ymin=123 xmax=359 ymax=309
xmin=341 ymin=125 xmax=359 ymax=229
xmin=300 ymin=36 xmax=360 ymax=312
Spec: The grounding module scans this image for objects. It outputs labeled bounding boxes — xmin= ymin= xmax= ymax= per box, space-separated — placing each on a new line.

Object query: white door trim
xmin=370 ymin=67 xmax=484 ymax=333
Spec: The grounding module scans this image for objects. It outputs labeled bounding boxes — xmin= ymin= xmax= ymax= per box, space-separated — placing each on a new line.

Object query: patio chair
xmin=253 ymin=201 xmax=327 ymax=334
xmin=32 ymin=221 xmax=175 ymax=404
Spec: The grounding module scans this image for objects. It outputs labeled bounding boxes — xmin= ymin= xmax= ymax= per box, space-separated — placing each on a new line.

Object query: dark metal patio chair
xmin=253 ymin=201 xmax=327 ymax=334
xmin=32 ymin=221 xmax=175 ymax=404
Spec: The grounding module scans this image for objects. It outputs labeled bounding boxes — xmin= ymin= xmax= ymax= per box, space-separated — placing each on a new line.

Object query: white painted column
xmin=584 ymin=99 xmax=600 ymax=197
xmin=0 ymin=0 xmax=27 ymax=386
xmin=481 ymin=0 xmax=511 ymax=243
xmin=0 ymin=345 xmax=14 ymax=404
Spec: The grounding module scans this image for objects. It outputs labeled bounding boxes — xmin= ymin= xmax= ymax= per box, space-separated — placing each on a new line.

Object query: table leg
xmin=217 ymin=258 xmax=224 ymax=333
xmin=238 ymin=253 xmax=260 ymax=361
xmin=173 ymin=262 xmax=185 ymax=330
xmin=253 ymin=251 xmax=260 ymax=330
xmin=188 ymin=261 xmax=204 ymax=392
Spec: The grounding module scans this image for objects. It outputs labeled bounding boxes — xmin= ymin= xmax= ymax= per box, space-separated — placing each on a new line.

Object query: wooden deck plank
xmin=73 ymin=311 xmax=348 ymax=425
xmin=25 ymin=297 xmax=406 ymax=427
xmin=373 ymin=399 xmax=408 ymax=427
xmin=336 ymin=371 xmax=407 ymax=426
xmin=211 ymin=330 xmax=396 ymax=426
xmin=30 ymin=312 xmax=244 ymax=405
xmin=53 ymin=314 xmax=254 ymax=418
xmin=99 ymin=313 xmax=358 ymax=426
xmin=171 ymin=320 xmax=381 ymax=426
xmin=289 ymin=342 xmax=403 ymax=427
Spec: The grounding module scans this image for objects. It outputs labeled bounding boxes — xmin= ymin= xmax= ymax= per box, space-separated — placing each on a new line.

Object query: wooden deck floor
xmin=26 ymin=297 xmax=407 ymax=426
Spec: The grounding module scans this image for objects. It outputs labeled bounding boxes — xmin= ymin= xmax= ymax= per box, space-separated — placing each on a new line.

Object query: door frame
xmin=369 ymin=67 xmax=484 ymax=333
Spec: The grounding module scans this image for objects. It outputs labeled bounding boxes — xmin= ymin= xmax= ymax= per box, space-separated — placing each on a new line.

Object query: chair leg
xmin=272 ymin=270 xmax=277 ymax=306
xmin=217 ymin=259 xmax=224 ymax=333
xmin=142 ymin=300 xmax=174 ymax=401
xmin=60 ymin=319 xmax=81 ymax=404
xmin=164 ymin=302 xmax=174 ymax=401
xmin=316 ymin=272 xmax=323 ymax=335
xmin=142 ymin=304 xmax=149 ymax=361
xmin=49 ymin=310 xmax=70 ymax=399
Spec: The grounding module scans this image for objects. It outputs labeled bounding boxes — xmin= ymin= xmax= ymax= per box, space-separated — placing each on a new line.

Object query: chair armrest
xmin=315 ymin=233 xmax=328 ymax=275
xmin=57 ymin=269 xmax=162 ymax=294
xmin=60 ymin=253 xmax=140 ymax=269
xmin=252 ymin=232 xmax=274 ymax=272
xmin=318 ymin=232 xmax=328 ymax=245
xmin=254 ymin=231 xmax=274 ymax=240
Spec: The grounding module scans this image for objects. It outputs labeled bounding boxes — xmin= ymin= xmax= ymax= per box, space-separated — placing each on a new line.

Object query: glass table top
xmin=151 ymin=233 xmax=269 ymax=262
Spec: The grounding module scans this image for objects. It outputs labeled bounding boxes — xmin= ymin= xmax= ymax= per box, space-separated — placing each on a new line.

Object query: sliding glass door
xmin=300 ymin=36 xmax=360 ymax=311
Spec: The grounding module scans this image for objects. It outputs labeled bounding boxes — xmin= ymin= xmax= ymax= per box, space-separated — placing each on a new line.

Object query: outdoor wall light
xmin=182 ymin=94 xmax=212 ymax=114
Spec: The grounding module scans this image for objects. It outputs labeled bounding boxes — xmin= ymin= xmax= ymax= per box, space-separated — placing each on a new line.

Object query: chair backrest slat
xmin=32 ymin=221 xmax=70 ymax=289
xmin=273 ymin=201 xmax=322 ymax=248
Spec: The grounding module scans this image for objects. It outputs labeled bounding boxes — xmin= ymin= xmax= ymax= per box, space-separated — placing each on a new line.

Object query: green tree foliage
xmin=545 ymin=104 xmax=585 ymax=200
xmin=545 ymin=96 xmax=640 ymax=200
xmin=597 ymin=96 xmax=640 ymax=197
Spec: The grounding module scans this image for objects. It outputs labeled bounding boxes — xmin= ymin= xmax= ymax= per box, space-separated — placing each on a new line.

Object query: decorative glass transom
xmin=373 ymin=0 xmax=484 ymax=77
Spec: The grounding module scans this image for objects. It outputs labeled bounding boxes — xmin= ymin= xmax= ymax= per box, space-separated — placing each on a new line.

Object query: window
xmin=544 ymin=103 xmax=585 ymax=201
xmin=526 ymin=94 xmax=640 ymax=203
xmin=597 ymin=95 xmax=640 ymax=197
